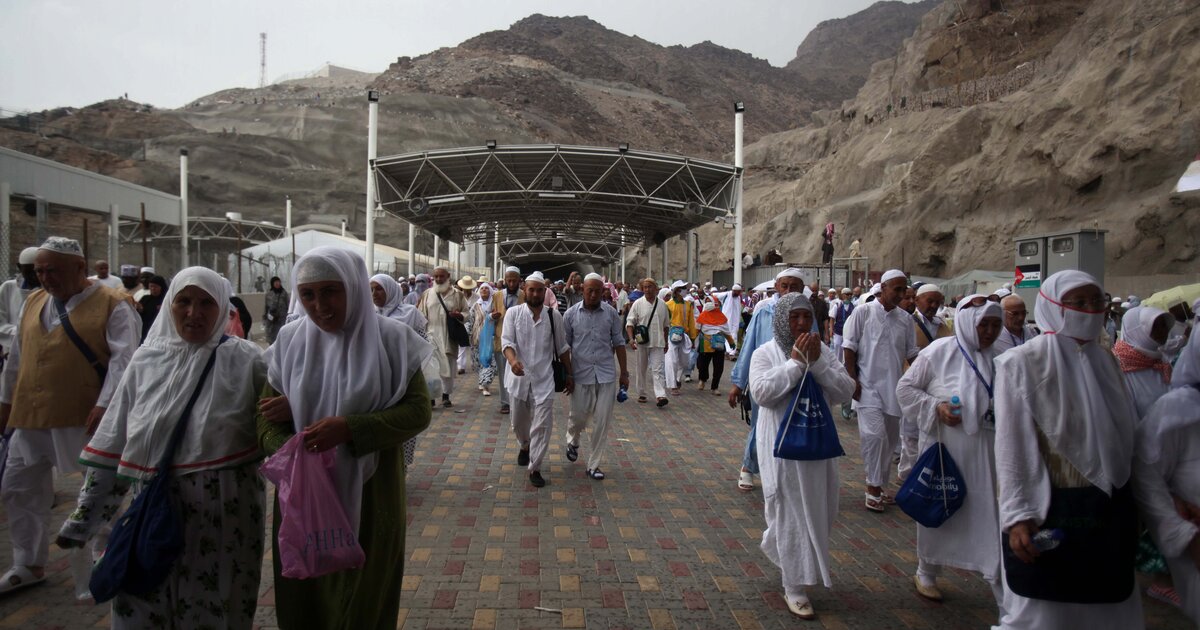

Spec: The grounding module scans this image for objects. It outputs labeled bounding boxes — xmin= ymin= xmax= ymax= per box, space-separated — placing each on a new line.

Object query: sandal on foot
xmin=786 ymin=596 xmax=816 ymax=620
xmin=865 ymin=492 xmax=885 ymax=513
xmin=880 ymin=492 xmax=896 ymax=505
xmin=566 ymin=443 xmax=579 ymax=462
xmin=587 ymin=468 xmax=605 ymax=480
xmin=913 ymin=575 xmax=943 ymax=601
xmin=637 ymin=396 xmax=648 ymax=403
xmin=656 ymin=398 xmax=669 ymax=408
xmin=481 ymin=389 xmax=491 ymax=397
xmin=738 ymin=471 xmax=754 ymax=491
xmin=0 ymin=567 xmax=45 ymax=596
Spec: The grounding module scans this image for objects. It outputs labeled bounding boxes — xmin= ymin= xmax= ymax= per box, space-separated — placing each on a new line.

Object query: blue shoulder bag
xmin=773 ymin=364 xmax=845 ymax=461
xmin=90 ymin=336 xmax=228 ymax=603
xmin=895 ymin=422 xmax=967 ymax=528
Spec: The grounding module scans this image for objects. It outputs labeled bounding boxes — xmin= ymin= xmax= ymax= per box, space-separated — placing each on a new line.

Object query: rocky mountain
xmin=786 ymin=0 xmax=939 ymax=103
xmin=687 ymin=0 xmax=1200 ymax=283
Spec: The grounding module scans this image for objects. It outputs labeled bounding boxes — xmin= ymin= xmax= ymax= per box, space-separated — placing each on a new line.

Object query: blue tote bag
xmin=773 ymin=366 xmax=845 ymax=461
xmin=895 ymin=426 xmax=967 ymax=528
xmin=478 ymin=315 xmax=495 ymax=368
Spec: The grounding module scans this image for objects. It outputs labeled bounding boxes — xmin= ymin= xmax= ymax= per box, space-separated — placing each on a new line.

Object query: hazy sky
xmin=1 ymin=0 xmax=907 ymax=114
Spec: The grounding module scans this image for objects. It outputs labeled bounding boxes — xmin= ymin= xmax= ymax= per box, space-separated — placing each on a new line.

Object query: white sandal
xmin=738 ymin=470 xmax=754 ymax=491
xmin=864 ymin=492 xmax=885 ymax=513
xmin=0 ymin=566 xmax=45 ymax=595
xmin=786 ymin=595 xmax=816 ymax=620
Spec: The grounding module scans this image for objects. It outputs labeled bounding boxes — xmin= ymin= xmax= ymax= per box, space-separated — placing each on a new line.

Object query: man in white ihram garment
xmin=993 ymin=270 xmax=1144 ymax=629
xmin=896 ymin=294 xmax=1006 ymax=613
xmin=0 ymin=237 xmax=141 ymax=595
xmin=502 ymin=271 xmax=572 ymax=488
xmin=0 ymin=248 xmax=41 ymax=360
xmin=1134 ymin=327 xmax=1200 ymax=625
xmin=749 ymin=292 xmax=853 ymax=620
xmin=418 ymin=265 xmax=467 ymax=409
xmin=842 ymin=269 xmax=917 ymax=512
xmin=991 ymin=294 xmax=1039 ymax=354
xmin=86 ymin=260 xmax=123 ymax=291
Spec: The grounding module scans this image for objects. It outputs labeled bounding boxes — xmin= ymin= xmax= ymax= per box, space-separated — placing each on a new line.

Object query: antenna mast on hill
xmin=259 ymin=33 xmax=267 ymax=88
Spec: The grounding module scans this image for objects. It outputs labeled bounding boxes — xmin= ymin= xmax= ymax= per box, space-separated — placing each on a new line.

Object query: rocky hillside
xmin=688 ymin=0 xmax=1200 ymax=282
xmin=786 ymin=0 xmax=939 ymax=103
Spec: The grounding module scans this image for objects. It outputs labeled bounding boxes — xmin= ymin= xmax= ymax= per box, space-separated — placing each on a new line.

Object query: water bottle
xmin=1032 ymin=528 xmax=1065 ymax=552
xmin=617 ymin=385 xmax=628 ymax=403
xmin=949 ymin=395 xmax=962 ymax=417
xmin=69 ymin=547 xmax=93 ymax=601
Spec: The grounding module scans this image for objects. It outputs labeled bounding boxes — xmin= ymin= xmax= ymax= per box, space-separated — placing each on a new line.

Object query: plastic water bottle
xmin=69 ymin=547 xmax=93 ymax=601
xmin=949 ymin=396 xmax=962 ymax=417
xmin=617 ymin=385 xmax=628 ymax=403
xmin=1032 ymin=528 xmax=1065 ymax=552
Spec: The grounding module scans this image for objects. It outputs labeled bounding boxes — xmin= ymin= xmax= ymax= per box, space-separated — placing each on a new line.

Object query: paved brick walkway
xmin=0 ymin=379 xmax=1191 ymax=628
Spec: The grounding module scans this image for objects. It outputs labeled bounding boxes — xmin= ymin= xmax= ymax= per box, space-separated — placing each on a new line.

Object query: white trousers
xmin=664 ymin=338 xmax=691 ymax=389
xmin=457 ymin=346 xmax=469 ymax=371
xmin=897 ymin=415 xmax=920 ymax=483
xmin=566 ymin=381 xmax=618 ymax=471
xmin=511 ymin=395 xmax=554 ymax=473
xmin=831 ymin=334 xmax=845 ymax=363
xmin=634 ymin=346 xmax=667 ymax=399
xmin=442 ymin=352 xmax=456 ymax=398
xmin=856 ymin=407 xmax=900 ymax=488
xmin=1 ymin=427 xmax=88 ymax=567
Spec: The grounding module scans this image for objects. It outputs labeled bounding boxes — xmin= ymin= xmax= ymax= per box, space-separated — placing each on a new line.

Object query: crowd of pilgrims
xmin=0 ymin=236 xmax=1197 ymax=628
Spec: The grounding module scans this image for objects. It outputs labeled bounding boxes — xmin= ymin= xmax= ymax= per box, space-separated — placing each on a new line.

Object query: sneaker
xmin=566 ymin=443 xmax=579 ymax=462
xmin=529 ymin=471 xmax=546 ymax=488
xmin=517 ymin=449 xmax=530 ymax=466
xmin=684 ymin=375 xmax=693 ymax=383
xmin=500 ymin=404 xmax=510 ymax=414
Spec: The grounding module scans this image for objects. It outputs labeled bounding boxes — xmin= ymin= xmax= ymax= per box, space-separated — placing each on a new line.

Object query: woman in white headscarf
xmin=896 ymin=294 xmax=1005 ymax=611
xmin=749 ymin=292 xmax=854 ymax=620
xmin=258 ymin=247 xmax=433 ymax=630
xmin=993 ymin=270 xmax=1143 ymax=629
xmin=1113 ymin=305 xmax=1173 ymax=419
xmin=370 ymin=273 xmax=428 ymax=336
xmin=60 ymin=267 xmax=267 ymax=629
xmin=470 ymin=283 xmax=498 ymax=396
xmin=1134 ymin=329 xmax=1200 ymax=624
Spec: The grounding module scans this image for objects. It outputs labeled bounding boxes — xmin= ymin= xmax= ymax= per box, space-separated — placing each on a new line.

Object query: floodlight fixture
xmin=618 ymin=143 xmax=630 ymax=153
xmin=407 ymin=198 xmax=430 ymax=216
xmin=537 ymin=192 xmax=576 ymax=199
xmin=486 ymin=139 xmax=497 ymax=150
xmin=734 ymin=101 xmax=745 ymax=113
xmin=647 ymin=199 xmax=685 ymax=209
xmin=368 ymin=90 xmax=380 ymax=102
xmin=428 ymin=195 xmax=466 ymax=205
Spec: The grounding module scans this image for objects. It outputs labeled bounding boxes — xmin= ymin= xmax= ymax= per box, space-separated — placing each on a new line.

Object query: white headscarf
xmin=82 ymin=267 xmax=266 ymax=479
xmin=1020 ymin=270 xmax=1136 ymax=493
xmin=1170 ymin=328 xmax=1200 ymax=390
xmin=476 ymin=283 xmax=494 ymax=314
xmin=951 ymin=295 xmax=1002 ymax=436
xmin=1140 ymin=331 xmax=1200 ymax=464
xmin=1120 ymin=306 xmax=1168 ymax=357
xmin=268 ymin=247 xmax=432 ymax=532
xmin=370 ymin=273 xmax=404 ymax=316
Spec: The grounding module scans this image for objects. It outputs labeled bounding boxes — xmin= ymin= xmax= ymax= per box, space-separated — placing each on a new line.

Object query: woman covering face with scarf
xmin=747 ymin=292 xmax=855 ymax=620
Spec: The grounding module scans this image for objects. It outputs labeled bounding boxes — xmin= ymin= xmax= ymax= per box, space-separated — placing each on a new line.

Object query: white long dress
xmin=896 ymin=339 xmax=1001 ymax=580
xmin=1124 ymin=368 xmax=1169 ymax=420
xmin=1134 ymin=385 xmax=1200 ymax=625
xmin=749 ymin=342 xmax=855 ymax=589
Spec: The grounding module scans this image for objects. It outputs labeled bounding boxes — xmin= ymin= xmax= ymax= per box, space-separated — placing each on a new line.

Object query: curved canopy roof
xmin=372 ymin=144 xmax=738 ymax=264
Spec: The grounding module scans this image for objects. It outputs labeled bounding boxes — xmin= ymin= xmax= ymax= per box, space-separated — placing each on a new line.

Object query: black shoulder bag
xmin=546 ymin=307 xmax=568 ymax=392
xmin=436 ymin=291 xmax=472 ymax=348
xmin=90 ymin=336 xmax=229 ymax=603
xmin=54 ymin=299 xmax=107 ymax=381
xmin=633 ymin=299 xmax=659 ymax=345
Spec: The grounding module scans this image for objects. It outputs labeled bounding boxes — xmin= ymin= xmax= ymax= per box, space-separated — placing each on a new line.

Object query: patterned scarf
xmin=1113 ymin=339 xmax=1171 ymax=383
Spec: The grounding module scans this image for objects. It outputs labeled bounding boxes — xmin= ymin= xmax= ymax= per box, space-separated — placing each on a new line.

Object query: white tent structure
xmin=230 ymin=229 xmax=487 ymax=290
xmin=935 ymin=269 xmax=1013 ymax=300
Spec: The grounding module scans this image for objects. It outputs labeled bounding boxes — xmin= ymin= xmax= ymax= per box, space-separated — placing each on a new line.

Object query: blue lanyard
xmin=956 ymin=341 xmax=994 ymax=399
xmin=1007 ymin=329 xmax=1024 ymax=347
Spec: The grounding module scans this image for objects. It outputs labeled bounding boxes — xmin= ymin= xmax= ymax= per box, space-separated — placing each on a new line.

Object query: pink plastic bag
xmin=260 ymin=434 xmax=365 ymax=579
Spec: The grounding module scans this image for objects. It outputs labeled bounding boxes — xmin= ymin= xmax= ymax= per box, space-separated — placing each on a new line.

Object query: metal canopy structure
xmin=118 ymin=216 xmax=285 ymax=245
xmin=372 ymin=144 xmax=739 ymax=264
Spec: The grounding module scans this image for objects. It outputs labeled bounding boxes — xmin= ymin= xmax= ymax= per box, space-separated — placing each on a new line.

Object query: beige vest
xmin=10 ymin=287 xmax=123 ymax=429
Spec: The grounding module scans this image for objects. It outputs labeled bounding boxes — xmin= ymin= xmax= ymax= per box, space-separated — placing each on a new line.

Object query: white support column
xmin=0 ymin=181 xmax=9 ymax=275
xmin=179 ymin=149 xmax=189 ymax=268
xmin=493 ymin=224 xmax=500 ymax=279
xmin=620 ymin=232 xmax=626 ymax=284
xmin=433 ymin=234 xmax=440 ymax=270
xmin=109 ymin=203 xmax=120 ymax=271
xmin=685 ymin=230 xmax=695 ymax=283
xmin=661 ymin=239 xmax=668 ymax=284
xmin=365 ymin=91 xmax=379 ymax=273
xmin=733 ymin=102 xmax=745 ymax=287
xmin=407 ymin=222 xmax=415 ymax=277
xmin=646 ymin=247 xmax=652 ymax=282
xmin=285 ymin=196 xmax=292 ymax=237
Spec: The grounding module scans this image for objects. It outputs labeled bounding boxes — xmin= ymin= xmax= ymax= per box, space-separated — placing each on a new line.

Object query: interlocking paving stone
xmin=0 ymin=381 xmax=1193 ymax=628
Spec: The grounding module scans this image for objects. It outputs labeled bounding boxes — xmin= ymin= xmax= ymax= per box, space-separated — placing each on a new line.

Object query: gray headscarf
xmin=773 ymin=292 xmax=813 ymax=352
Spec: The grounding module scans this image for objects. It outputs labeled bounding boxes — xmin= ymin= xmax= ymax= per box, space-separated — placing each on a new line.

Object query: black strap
xmin=435 ymin=290 xmax=455 ymax=319
xmin=546 ymin=304 xmax=560 ymax=357
xmin=157 ymin=336 xmax=229 ymax=471
xmin=54 ymin=299 xmax=107 ymax=381
xmin=647 ymin=298 xmax=658 ymax=327
xmin=913 ymin=313 xmax=935 ymax=344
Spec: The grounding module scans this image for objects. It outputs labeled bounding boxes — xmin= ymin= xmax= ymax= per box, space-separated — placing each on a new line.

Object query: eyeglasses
xmin=1060 ymin=298 xmax=1108 ymax=310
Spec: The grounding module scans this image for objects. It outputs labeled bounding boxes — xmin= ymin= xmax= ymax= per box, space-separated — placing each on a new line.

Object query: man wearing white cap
xmin=501 ymin=271 xmax=572 ymax=488
xmin=897 ymin=283 xmax=953 ymax=483
xmin=86 ymin=260 xmax=122 ymax=291
xmin=626 ymin=278 xmax=669 ymax=406
xmin=0 ymin=248 xmax=41 ymax=361
xmin=495 ymin=266 xmax=525 ymax=414
xmin=713 ymin=283 xmax=747 ymax=355
xmin=842 ymin=269 xmax=918 ymax=512
xmin=418 ymin=265 xmax=468 ymax=408
xmin=0 ymin=237 xmax=141 ymax=594
xmin=133 ymin=266 xmax=156 ymax=302
xmin=117 ymin=264 xmax=141 ymax=300
xmin=563 ymin=273 xmax=628 ymax=480
xmin=728 ymin=268 xmax=806 ymax=491
xmin=830 ymin=288 xmax=854 ymax=362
